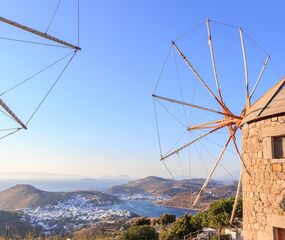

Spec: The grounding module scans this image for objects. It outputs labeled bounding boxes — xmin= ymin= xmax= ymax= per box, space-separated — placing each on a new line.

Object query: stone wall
xmin=242 ymin=115 xmax=285 ymax=240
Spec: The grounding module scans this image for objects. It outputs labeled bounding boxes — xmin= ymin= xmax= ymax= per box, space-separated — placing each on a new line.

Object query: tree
xmin=134 ymin=217 xmax=151 ymax=226
xmin=158 ymin=214 xmax=176 ymax=226
xmin=206 ymin=197 xmax=242 ymax=233
xmin=160 ymin=214 xmax=196 ymax=240
xmin=190 ymin=212 xmax=208 ymax=230
xmin=120 ymin=225 xmax=158 ymax=240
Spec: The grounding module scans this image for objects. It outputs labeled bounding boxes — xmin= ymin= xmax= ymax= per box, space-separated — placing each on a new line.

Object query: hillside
xmin=0 ymin=184 xmax=118 ymax=211
xmin=107 ymin=176 xmax=225 ymax=197
xmin=0 ymin=210 xmax=40 ymax=236
xmin=158 ymin=184 xmax=238 ymax=210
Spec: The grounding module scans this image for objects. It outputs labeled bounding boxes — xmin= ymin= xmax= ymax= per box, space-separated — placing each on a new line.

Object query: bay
xmin=107 ymin=200 xmax=196 ymax=217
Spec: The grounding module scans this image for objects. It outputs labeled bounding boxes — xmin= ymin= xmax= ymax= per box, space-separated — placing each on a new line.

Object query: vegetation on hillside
xmin=0 ymin=198 xmax=242 ymax=239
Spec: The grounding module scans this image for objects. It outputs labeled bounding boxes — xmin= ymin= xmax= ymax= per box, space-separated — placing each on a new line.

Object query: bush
xmin=120 ymin=225 xmax=158 ymax=240
xmin=134 ymin=217 xmax=151 ymax=226
xmin=158 ymin=214 xmax=176 ymax=226
xmin=159 ymin=214 xmax=196 ymax=240
xmin=190 ymin=212 xmax=208 ymax=230
xmin=206 ymin=197 xmax=242 ymax=231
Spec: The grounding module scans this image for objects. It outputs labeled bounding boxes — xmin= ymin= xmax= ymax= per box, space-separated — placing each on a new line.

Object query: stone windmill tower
xmin=242 ymin=78 xmax=285 ymax=240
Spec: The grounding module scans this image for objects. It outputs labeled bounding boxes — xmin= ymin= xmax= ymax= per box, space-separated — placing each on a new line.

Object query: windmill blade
xmin=192 ymin=133 xmax=232 ymax=208
xmin=152 ymin=94 xmax=240 ymax=118
xmin=171 ymin=41 xmax=227 ymax=111
xmin=188 ymin=118 xmax=239 ymax=131
xmin=250 ymin=55 xmax=270 ymax=100
xmin=206 ymin=18 xmax=223 ymax=102
xmin=0 ymin=16 xmax=81 ymax=50
xmin=230 ymin=130 xmax=251 ymax=176
xmin=239 ymin=28 xmax=250 ymax=109
xmin=161 ymin=124 xmax=226 ymax=161
xmin=230 ymin=170 xmax=242 ymax=225
xmin=0 ymin=99 xmax=27 ymax=129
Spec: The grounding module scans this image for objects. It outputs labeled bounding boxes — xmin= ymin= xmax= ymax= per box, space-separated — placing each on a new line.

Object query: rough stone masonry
xmin=242 ymin=115 xmax=285 ymax=240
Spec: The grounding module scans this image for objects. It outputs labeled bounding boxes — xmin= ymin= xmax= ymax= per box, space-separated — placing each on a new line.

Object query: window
xmin=273 ymin=136 xmax=285 ymax=159
xmin=274 ymin=227 xmax=285 ymax=240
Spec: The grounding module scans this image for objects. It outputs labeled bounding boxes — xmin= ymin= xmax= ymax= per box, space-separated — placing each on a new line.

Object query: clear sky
xmin=0 ymin=0 xmax=284 ymax=179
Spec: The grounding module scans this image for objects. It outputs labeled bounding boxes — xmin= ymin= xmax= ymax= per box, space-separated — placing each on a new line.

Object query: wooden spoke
xmin=250 ymin=55 xmax=270 ymax=100
xmin=0 ymin=16 xmax=81 ymax=50
xmin=161 ymin=124 xmax=226 ymax=161
xmin=192 ymin=133 xmax=232 ymax=208
xmin=152 ymin=94 xmax=241 ymax=119
xmin=171 ymin=41 xmax=226 ymax=110
xmin=239 ymin=28 xmax=250 ymax=109
xmin=228 ymin=122 xmax=251 ymax=175
xmin=206 ymin=18 xmax=223 ymax=102
xmin=0 ymin=99 xmax=27 ymax=129
xmin=230 ymin=170 xmax=242 ymax=225
xmin=188 ymin=118 xmax=239 ymax=131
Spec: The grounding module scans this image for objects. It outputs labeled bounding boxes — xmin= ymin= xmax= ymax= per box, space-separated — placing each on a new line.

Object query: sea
xmin=0 ymin=178 xmax=196 ymax=217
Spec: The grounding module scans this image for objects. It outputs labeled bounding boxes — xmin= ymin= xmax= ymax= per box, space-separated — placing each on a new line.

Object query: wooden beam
xmin=188 ymin=118 xmax=239 ymax=131
xmin=192 ymin=133 xmax=232 ymax=207
xmin=0 ymin=99 xmax=27 ymax=129
xmin=152 ymin=94 xmax=241 ymax=119
xmin=230 ymin=170 xmax=242 ymax=225
xmin=161 ymin=124 xmax=226 ymax=161
xmin=0 ymin=16 xmax=81 ymax=50
xmin=206 ymin=18 xmax=223 ymax=102
xmin=171 ymin=41 xmax=224 ymax=107
xmin=250 ymin=55 xmax=270 ymax=99
xmin=239 ymin=28 xmax=250 ymax=109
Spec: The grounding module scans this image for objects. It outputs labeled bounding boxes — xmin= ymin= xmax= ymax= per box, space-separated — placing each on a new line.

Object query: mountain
xmin=107 ymin=176 xmax=225 ymax=197
xmin=0 ymin=184 xmax=119 ymax=211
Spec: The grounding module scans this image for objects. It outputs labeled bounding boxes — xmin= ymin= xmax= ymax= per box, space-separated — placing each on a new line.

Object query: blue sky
xmin=0 ymin=0 xmax=284 ymax=179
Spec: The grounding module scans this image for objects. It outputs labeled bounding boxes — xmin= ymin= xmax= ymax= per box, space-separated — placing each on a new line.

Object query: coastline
xmin=154 ymin=201 xmax=198 ymax=213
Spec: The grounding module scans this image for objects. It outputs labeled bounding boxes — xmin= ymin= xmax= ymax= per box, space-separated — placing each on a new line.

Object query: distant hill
xmin=107 ymin=176 xmax=225 ymax=197
xmin=158 ymin=183 xmax=238 ymax=210
xmin=0 ymin=184 xmax=119 ymax=211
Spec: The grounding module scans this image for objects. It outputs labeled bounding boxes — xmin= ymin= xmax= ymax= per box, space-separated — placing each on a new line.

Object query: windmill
xmin=152 ymin=18 xmax=273 ymax=224
xmin=0 ymin=1 xmax=81 ymax=140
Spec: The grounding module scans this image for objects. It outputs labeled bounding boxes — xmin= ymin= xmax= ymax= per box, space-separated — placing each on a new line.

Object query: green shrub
xmin=159 ymin=214 xmax=196 ymax=240
xmin=190 ymin=212 xmax=208 ymax=230
xmin=158 ymin=214 xmax=176 ymax=226
xmin=206 ymin=197 xmax=242 ymax=231
xmin=120 ymin=225 xmax=158 ymax=240
xmin=134 ymin=217 xmax=151 ymax=226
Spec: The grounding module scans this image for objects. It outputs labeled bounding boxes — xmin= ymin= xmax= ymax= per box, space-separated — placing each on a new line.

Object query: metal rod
xmin=206 ymin=18 xmax=223 ymax=101
xmin=0 ymin=99 xmax=27 ymax=129
xmin=230 ymin=170 xmax=242 ymax=224
xmin=250 ymin=55 xmax=270 ymax=99
xmin=171 ymin=41 xmax=225 ymax=109
xmin=152 ymin=94 xmax=241 ymax=119
xmin=239 ymin=28 xmax=250 ymax=108
xmin=192 ymin=134 xmax=232 ymax=207
xmin=0 ymin=16 xmax=81 ymax=50
xmin=161 ymin=124 xmax=226 ymax=161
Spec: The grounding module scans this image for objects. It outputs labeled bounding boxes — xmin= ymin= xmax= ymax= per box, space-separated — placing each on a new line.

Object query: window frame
xmin=262 ymin=125 xmax=285 ymax=163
